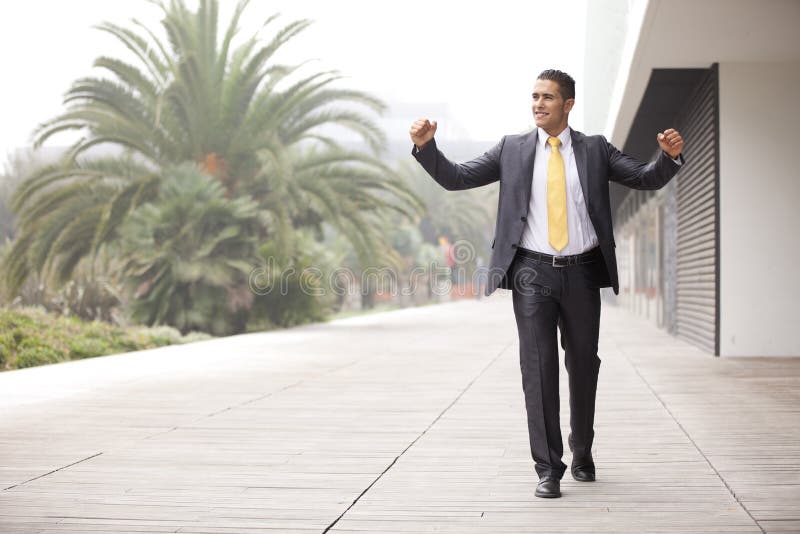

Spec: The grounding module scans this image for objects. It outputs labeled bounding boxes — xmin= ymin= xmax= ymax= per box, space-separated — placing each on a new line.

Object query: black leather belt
xmin=516 ymin=246 xmax=600 ymax=268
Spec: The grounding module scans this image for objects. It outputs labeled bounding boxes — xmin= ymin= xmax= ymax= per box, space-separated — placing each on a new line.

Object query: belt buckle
xmin=552 ymin=255 xmax=565 ymax=268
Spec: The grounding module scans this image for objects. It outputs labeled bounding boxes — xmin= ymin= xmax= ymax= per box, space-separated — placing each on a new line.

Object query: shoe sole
xmin=571 ymin=472 xmax=596 ymax=482
xmin=535 ymin=491 xmax=561 ymax=498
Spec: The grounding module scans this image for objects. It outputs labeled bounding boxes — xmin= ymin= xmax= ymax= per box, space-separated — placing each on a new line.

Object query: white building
xmin=587 ymin=0 xmax=800 ymax=356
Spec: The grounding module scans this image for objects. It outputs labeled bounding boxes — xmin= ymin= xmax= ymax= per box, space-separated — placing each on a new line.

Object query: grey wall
xmin=719 ymin=60 xmax=800 ymax=356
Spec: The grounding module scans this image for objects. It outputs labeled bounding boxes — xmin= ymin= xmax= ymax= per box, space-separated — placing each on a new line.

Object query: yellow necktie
xmin=547 ymin=136 xmax=568 ymax=252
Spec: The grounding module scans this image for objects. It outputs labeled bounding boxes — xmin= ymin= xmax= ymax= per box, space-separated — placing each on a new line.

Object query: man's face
xmin=531 ymin=79 xmax=574 ymax=135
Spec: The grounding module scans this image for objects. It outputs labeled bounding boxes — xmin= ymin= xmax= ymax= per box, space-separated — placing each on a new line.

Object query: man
xmin=409 ymin=69 xmax=684 ymax=499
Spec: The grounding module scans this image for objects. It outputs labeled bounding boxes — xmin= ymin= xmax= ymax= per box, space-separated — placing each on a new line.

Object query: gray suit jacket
xmin=412 ymin=128 xmax=683 ymax=296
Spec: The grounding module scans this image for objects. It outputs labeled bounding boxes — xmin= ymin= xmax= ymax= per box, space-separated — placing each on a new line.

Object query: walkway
xmin=1 ymin=293 xmax=798 ymax=533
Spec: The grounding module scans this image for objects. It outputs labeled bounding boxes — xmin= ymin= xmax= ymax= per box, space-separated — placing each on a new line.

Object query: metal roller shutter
xmin=673 ymin=65 xmax=719 ymax=355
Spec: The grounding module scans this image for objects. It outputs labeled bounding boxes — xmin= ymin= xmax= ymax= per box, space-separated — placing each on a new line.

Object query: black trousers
xmin=509 ymin=248 xmax=602 ymax=479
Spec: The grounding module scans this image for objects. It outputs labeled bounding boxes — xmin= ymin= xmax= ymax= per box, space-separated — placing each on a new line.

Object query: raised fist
xmin=410 ymin=119 xmax=438 ymax=149
xmin=657 ymin=128 xmax=684 ymax=158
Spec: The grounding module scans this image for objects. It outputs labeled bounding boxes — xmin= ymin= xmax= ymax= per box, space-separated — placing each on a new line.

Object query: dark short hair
xmin=537 ymin=69 xmax=575 ymax=101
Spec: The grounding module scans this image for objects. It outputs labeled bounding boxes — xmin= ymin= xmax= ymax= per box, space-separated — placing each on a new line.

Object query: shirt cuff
xmin=670 ymin=153 xmax=683 ymax=166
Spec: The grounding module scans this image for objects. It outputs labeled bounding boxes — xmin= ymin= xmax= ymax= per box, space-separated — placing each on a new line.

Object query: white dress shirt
xmin=519 ymin=127 xmax=599 ymax=256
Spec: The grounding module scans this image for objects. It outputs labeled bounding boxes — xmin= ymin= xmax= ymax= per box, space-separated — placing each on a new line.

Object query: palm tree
xmin=118 ymin=163 xmax=258 ymax=334
xmin=5 ymin=0 xmax=422 ymax=309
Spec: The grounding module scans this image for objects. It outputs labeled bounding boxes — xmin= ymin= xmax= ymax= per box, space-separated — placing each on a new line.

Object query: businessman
xmin=409 ymin=70 xmax=684 ymax=498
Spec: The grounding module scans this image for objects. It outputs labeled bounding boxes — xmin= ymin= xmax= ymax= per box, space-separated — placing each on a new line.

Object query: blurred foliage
xmin=2 ymin=0 xmax=423 ymax=342
xmin=0 ymin=149 xmax=40 ymax=243
xmin=118 ymin=163 xmax=259 ymax=335
xmin=403 ymin=161 xmax=491 ymax=241
xmin=49 ymin=273 xmax=123 ymax=323
xmin=247 ymin=231 xmax=336 ymax=330
xmin=396 ymin=160 xmax=495 ymax=273
xmin=0 ymin=307 xmax=210 ymax=371
xmin=0 ymin=0 xmax=502 ymax=373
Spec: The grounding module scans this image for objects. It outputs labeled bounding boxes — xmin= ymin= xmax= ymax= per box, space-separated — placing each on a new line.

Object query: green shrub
xmin=110 ymin=334 xmax=140 ymax=352
xmin=11 ymin=328 xmax=25 ymax=345
xmin=16 ymin=346 xmax=62 ymax=368
xmin=143 ymin=325 xmax=183 ymax=346
xmin=248 ymin=239 xmax=334 ymax=331
xmin=181 ymin=331 xmax=213 ymax=343
xmin=0 ymin=339 xmax=8 ymax=367
xmin=0 ymin=308 xmax=214 ymax=371
xmin=68 ymin=337 xmax=111 ymax=359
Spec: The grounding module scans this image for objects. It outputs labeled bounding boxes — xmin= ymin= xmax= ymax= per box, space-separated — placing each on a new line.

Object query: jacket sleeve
xmin=605 ymin=136 xmax=684 ymax=190
xmin=412 ymin=137 xmax=505 ymax=191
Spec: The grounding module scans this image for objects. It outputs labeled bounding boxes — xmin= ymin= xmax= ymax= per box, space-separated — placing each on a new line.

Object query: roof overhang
xmin=607 ymin=0 xmax=800 ymax=147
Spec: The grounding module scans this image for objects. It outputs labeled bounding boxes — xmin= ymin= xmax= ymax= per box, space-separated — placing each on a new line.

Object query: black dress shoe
xmin=535 ymin=476 xmax=561 ymax=498
xmin=571 ymin=463 xmax=596 ymax=482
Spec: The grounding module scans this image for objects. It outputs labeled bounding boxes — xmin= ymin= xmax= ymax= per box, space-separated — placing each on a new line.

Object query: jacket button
xmin=511 ymin=244 xmax=518 ymax=249
xmin=521 ymin=216 xmax=527 ymax=222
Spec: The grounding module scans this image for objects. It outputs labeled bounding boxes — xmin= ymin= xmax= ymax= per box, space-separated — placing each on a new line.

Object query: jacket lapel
xmin=519 ymin=130 xmax=537 ymax=208
xmin=571 ymin=129 xmax=590 ymax=207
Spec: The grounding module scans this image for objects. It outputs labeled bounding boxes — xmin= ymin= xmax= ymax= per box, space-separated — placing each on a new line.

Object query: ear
xmin=564 ymin=98 xmax=575 ymax=113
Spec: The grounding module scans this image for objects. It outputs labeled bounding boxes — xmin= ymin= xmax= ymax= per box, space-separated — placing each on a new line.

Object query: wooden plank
xmin=0 ymin=295 xmax=796 ymax=533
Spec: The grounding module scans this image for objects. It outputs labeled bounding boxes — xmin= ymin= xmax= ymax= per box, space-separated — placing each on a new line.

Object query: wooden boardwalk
xmin=0 ymin=293 xmax=798 ymax=533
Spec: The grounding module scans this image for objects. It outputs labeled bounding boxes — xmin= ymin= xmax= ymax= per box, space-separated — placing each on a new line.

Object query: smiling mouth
xmin=534 ymin=112 xmax=549 ymax=118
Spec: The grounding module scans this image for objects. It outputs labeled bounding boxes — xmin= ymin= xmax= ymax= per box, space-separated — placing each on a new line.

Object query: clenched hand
xmin=410 ymin=119 xmax=438 ymax=149
xmin=657 ymin=128 xmax=684 ymax=159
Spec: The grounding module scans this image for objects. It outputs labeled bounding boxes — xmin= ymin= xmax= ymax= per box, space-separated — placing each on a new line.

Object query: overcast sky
xmin=0 ymin=0 xmax=587 ymax=165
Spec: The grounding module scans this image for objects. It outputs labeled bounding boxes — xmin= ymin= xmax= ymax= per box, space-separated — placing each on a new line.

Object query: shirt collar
xmin=537 ymin=126 xmax=572 ymax=150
